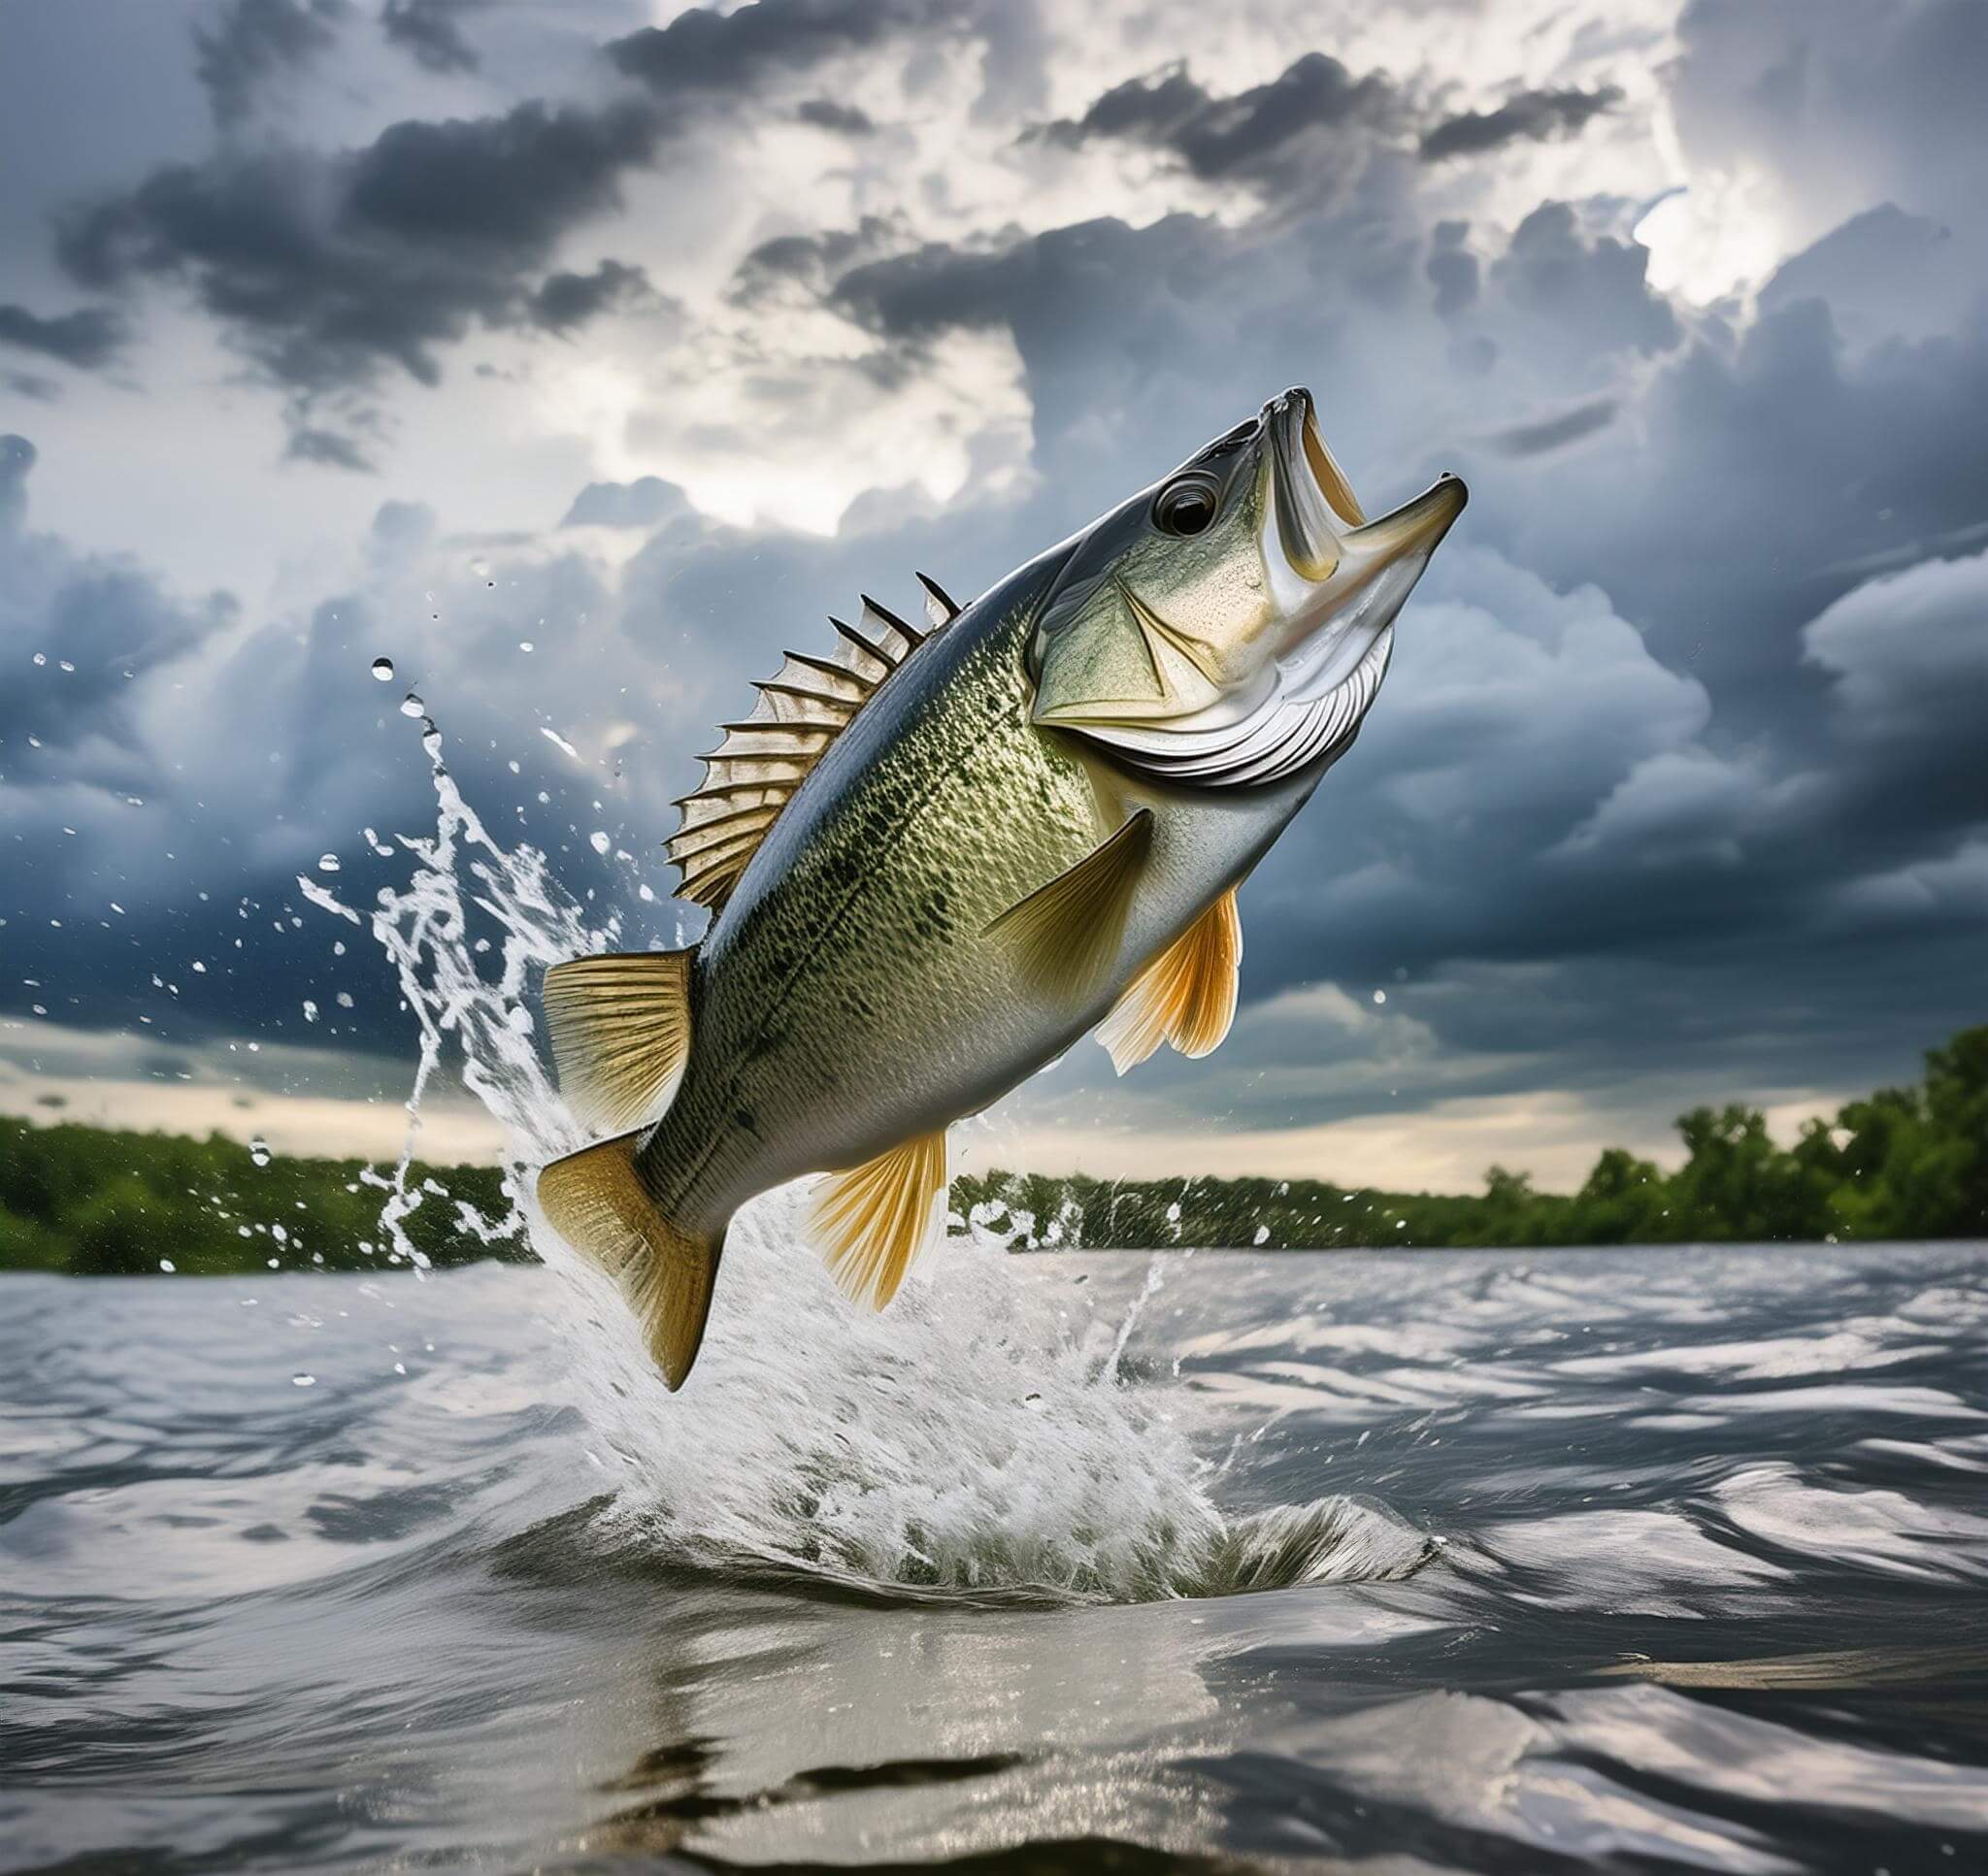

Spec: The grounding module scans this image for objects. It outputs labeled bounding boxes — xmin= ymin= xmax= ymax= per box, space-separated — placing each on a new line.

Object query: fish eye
xmin=1152 ymin=475 xmax=1220 ymax=537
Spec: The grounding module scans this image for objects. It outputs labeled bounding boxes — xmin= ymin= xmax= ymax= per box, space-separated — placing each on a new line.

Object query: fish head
xmin=1028 ymin=387 xmax=1466 ymax=787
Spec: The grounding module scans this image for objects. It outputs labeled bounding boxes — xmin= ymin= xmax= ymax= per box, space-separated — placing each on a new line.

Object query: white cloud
xmin=1804 ymin=543 xmax=1988 ymax=737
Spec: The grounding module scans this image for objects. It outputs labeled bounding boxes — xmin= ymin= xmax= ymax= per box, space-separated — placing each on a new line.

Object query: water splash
xmin=302 ymin=718 xmax=1427 ymax=1602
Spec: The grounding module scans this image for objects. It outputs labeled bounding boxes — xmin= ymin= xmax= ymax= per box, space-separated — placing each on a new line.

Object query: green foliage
xmin=2 ymin=1025 xmax=1982 ymax=1272
xmin=0 ymin=1119 xmax=527 ymax=1276
xmin=956 ymin=1024 xmax=1988 ymax=1250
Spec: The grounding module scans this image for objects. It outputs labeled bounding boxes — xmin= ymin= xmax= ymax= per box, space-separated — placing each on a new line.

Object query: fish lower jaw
xmin=1277 ymin=545 xmax=1429 ymax=701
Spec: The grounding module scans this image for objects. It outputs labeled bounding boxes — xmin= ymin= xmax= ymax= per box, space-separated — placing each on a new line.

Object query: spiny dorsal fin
xmin=666 ymin=586 xmax=958 ymax=911
xmin=807 ymin=1130 xmax=948 ymax=1310
xmin=916 ymin=572 xmax=961 ymax=628
xmin=1097 ymin=888 xmax=1242 ymax=1074
xmin=985 ymin=809 xmax=1154 ymax=1002
xmin=543 ymin=950 xmax=694 ymax=1132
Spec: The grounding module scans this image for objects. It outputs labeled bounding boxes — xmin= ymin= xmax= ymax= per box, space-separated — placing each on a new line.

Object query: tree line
xmin=962 ymin=1024 xmax=1988 ymax=1250
xmin=0 ymin=1117 xmax=522 ymax=1275
xmin=2 ymin=1026 xmax=1981 ymax=1275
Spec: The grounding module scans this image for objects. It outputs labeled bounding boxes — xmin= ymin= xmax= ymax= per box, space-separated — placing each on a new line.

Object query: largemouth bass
xmin=537 ymin=388 xmax=1466 ymax=1386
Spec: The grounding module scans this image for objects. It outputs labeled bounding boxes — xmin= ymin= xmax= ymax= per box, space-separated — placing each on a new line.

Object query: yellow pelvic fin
xmin=1097 ymin=888 xmax=1242 ymax=1074
xmin=985 ymin=809 xmax=1153 ymax=1001
xmin=806 ymin=1131 xmax=948 ymax=1311
xmin=536 ymin=1133 xmax=724 ymax=1390
xmin=542 ymin=950 xmax=693 ymax=1134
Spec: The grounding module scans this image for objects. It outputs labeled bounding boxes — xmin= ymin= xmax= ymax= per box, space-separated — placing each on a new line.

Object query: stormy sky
xmin=3 ymin=0 xmax=1984 ymax=1190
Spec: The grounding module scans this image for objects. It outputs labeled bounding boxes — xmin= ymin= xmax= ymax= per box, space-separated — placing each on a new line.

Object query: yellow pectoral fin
xmin=985 ymin=808 xmax=1154 ymax=1002
xmin=1097 ymin=888 xmax=1242 ymax=1075
xmin=807 ymin=1131 xmax=948 ymax=1311
xmin=542 ymin=950 xmax=694 ymax=1133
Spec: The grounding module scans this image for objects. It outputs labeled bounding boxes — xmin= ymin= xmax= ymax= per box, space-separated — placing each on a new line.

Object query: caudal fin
xmin=536 ymin=1133 xmax=724 ymax=1390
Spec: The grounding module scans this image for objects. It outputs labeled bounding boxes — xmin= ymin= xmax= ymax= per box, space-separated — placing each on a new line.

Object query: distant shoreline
xmin=5 ymin=1026 xmax=1982 ymax=1275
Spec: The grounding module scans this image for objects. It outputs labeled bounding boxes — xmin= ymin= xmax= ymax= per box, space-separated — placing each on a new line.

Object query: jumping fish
xmin=537 ymin=389 xmax=1466 ymax=1386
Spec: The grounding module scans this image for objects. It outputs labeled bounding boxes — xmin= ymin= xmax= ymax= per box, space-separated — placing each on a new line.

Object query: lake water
xmin=7 ymin=1226 xmax=1988 ymax=1873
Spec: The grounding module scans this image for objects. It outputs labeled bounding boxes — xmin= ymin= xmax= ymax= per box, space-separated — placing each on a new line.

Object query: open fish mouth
xmin=1263 ymin=387 xmax=1467 ymax=691
xmin=1091 ymin=389 xmax=1467 ymax=789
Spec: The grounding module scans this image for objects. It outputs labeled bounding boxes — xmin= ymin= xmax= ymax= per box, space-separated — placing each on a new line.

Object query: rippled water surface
xmin=7 ymin=1234 xmax=1988 ymax=1873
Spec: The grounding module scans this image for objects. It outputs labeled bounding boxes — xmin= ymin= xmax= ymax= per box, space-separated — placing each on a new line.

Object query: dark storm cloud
xmin=560 ymin=477 xmax=691 ymax=529
xmin=3 ymin=373 xmax=61 ymax=405
xmin=1030 ymin=53 xmax=1404 ymax=189
xmin=285 ymin=424 xmax=375 ymax=471
xmin=830 ymin=237 xmax=1012 ymax=335
xmin=6 ymin=0 xmax=1984 ymax=1149
xmin=606 ymin=0 xmax=968 ymax=97
xmin=1484 ymin=396 xmax=1618 ymax=455
xmin=0 ymin=432 xmax=33 ymax=529
xmin=1485 ymin=291 xmax=1988 ymax=700
xmin=1 ymin=450 xmax=640 ymax=1050
xmin=526 ymin=258 xmax=652 ymax=332
xmin=0 ymin=436 xmax=236 ymax=773
xmin=343 ymin=100 xmax=664 ymax=249
xmin=815 ymin=141 xmax=1987 ymax=1120
xmin=0 ymin=302 xmax=127 ymax=369
xmin=379 ymin=0 xmax=486 ymax=73
xmin=1670 ymin=0 xmax=1988 ymax=233
xmin=43 ymin=1 xmax=991 ymax=459
xmin=1488 ymin=203 xmax=1678 ymax=358
xmin=55 ymin=96 xmax=666 ymax=417
xmin=731 ymin=215 xmax=903 ymax=305
xmin=796 ymin=97 xmax=876 ymax=134
xmin=194 ymin=0 xmax=348 ymax=129
xmin=1418 ymin=83 xmax=1623 ymax=163
xmin=1758 ymin=206 xmax=1949 ymax=319
xmin=1031 ymin=62 xmax=1209 ymax=149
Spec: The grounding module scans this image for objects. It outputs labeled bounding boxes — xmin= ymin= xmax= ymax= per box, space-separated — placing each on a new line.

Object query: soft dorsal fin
xmin=807 ymin=1130 xmax=948 ymax=1310
xmin=667 ymin=589 xmax=954 ymax=911
xmin=543 ymin=950 xmax=695 ymax=1132
xmin=1097 ymin=888 xmax=1242 ymax=1074
xmin=985 ymin=809 xmax=1153 ymax=1002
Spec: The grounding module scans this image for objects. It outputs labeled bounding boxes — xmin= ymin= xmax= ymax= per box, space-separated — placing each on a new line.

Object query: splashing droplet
xmin=589 ymin=831 xmax=611 ymax=855
xmin=158 ymin=1258 xmax=176 ymax=1273
xmin=371 ymin=657 xmax=394 ymax=681
xmin=400 ymin=692 xmax=425 ymax=718
xmin=248 ymin=1138 xmax=272 ymax=1168
xmin=317 ymin=853 xmax=341 ymax=872
xmin=292 ymin=1373 xmax=316 ymax=1388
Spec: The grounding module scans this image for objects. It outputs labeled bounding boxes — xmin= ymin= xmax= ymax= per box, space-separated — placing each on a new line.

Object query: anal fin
xmin=806 ymin=1131 xmax=948 ymax=1310
xmin=985 ymin=809 xmax=1153 ymax=1001
xmin=536 ymin=1133 xmax=724 ymax=1390
xmin=1097 ymin=888 xmax=1242 ymax=1074
xmin=542 ymin=950 xmax=693 ymax=1133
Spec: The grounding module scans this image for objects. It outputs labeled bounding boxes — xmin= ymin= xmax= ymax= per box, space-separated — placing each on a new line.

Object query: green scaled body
xmin=536 ymin=387 xmax=1467 ymax=1387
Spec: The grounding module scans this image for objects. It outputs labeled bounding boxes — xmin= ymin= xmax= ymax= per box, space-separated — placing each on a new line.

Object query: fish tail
xmin=536 ymin=1133 xmax=726 ymax=1390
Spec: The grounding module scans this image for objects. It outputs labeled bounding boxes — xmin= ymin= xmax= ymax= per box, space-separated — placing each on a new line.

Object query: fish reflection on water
xmin=7 ymin=1229 xmax=1988 ymax=1873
